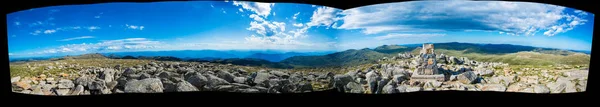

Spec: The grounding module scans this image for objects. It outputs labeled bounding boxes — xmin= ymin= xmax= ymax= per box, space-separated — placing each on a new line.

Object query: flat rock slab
xmin=410 ymin=74 xmax=445 ymax=82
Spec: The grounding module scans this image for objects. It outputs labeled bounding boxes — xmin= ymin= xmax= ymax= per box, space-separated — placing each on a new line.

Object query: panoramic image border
xmin=6 ymin=0 xmax=594 ymax=95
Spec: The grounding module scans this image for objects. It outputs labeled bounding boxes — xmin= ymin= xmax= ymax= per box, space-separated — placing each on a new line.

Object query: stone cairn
xmin=410 ymin=44 xmax=445 ymax=82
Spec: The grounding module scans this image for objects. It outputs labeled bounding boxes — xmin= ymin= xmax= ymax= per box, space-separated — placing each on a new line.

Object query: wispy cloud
xmin=14 ymin=22 xmax=20 ymax=26
xmin=233 ymin=1 xmax=274 ymax=17
xmin=306 ymin=7 xmax=341 ymax=27
xmin=43 ymin=29 xmax=56 ymax=34
xmin=34 ymin=38 xmax=162 ymax=55
xmin=334 ymin=1 xmax=589 ymax=36
xmin=374 ymin=33 xmax=446 ymax=40
xmin=125 ymin=24 xmax=144 ymax=30
xmin=292 ymin=12 xmax=300 ymax=20
xmin=88 ymin=26 xmax=100 ymax=31
xmin=293 ymin=23 xmax=303 ymax=27
xmin=57 ymin=36 xmax=95 ymax=41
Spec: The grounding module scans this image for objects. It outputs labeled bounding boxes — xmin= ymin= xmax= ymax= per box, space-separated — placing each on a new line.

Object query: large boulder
xmin=75 ymin=76 xmax=94 ymax=87
xmin=297 ymin=82 xmax=313 ymax=93
xmin=185 ymin=73 xmax=208 ymax=90
xmin=58 ymin=79 xmax=75 ymax=89
xmin=270 ymin=70 xmax=290 ymax=78
xmin=215 ymin=70 xmax=235 ymax=83
xmin=253 ymin=72 xmax=271 ymax=84
xmin=161 ymin=80 xmax=177 ymax=92
xmin=233 ymin=77 xmax=247 ymax=84
xmin=176 ymin=81 xmax=199 ymax=92
xmin=478 ymin=69 xmax=494 ymax=76
xmin=69 ymin=85 xmax=85 ymax=95
xmin=457 ymin=71 xmax=477 ymax=84
xmin=345 ymin=82 xmax=364 ymax=93
xmin=11 ymin=76 xmax=21 ymax=83
xmin=382 ymin=83 xmax=398 ymax=94
xmin=376 ymin=78 xmax=391 ymax=94
xmin=100 ymin=69 xmax=116 ymax=82
xmin=205 ymin=74 xmax=230 ymax=89
xmin=396 ymin=85 xmax=407 ymax=93
xmin=88 ymin=80 xmax=107 ymax=91
xmin=533 ymin=84 xmax=550 ymax=93
xmin=333 ymin=74 xmax=354 ymax=92
xmin=124 ymin=78 xmax=164 ymax=93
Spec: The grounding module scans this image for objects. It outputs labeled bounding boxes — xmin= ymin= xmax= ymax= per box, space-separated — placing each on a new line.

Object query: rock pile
xmin=331 ymin=51 xmax=588 ymax=94
xmin=12 ymin=62 xmax=325 ymax=95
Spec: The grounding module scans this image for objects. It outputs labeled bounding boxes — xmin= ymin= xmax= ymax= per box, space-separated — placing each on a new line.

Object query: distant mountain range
xmin=9 ymin=42 xmax=591 ymax=68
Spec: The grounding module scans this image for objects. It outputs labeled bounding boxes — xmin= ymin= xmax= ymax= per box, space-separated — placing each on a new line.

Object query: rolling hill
xmin=280 ymin=48 xmax=393 ymax=68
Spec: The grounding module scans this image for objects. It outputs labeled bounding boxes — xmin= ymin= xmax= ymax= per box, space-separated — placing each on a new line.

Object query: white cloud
xmin=272 ymin=21 xmax=286 ymax=32
xmin=30 ymin=30 xmax=42 ymax=35
xmin=43 ymin=29 xmax=56 ymax=34
xmin=232 ymin=1 xmax=274 ymax=17
xmin=335 ymin=1 xmax=589 ymax=36
xmin=14 ymin=22 xmax=20 ymax=26
xmin=88 ymin=26 xmax=100 ymax=31
xmin=9 ymin=53 xmax=14 ymax=56
xmin=57 ymin=36 xmax=95 ymax=41
xmin=36 ymin=38 xmax=162 ymax=55
xmin=249 ymin=14 xmax=265 ymax=22
xmin=239 ymin=8 xmax=244 ymax=12
xmin=222 ymin=10 xmax=227 ymax=14
xmin=125 ymin=24 xmax=144 ymax=30
xmin=306 ymin=7 xmax=341 ymax=27
xmin=224 ymin=0 xmax=229 ymax=2
xmin=210 ymin=4 xmax=214 ymax=8
xmin=293 ymin=23 xmax=303 ymax=27
xmin=94 ymin=16 xmax=100 ymax=18
xmin=292 ymin=12 xmax=300 ymax=20
xmin=374 ymin=33 xmax=446 ymax=40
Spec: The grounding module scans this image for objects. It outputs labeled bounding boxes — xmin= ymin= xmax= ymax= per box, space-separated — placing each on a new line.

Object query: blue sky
xmin=6 ymin=0 xmax=594 ymax=58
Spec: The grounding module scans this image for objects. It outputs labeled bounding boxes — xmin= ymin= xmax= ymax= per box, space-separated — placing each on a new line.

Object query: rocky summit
xmin=9 ymin=44 xmax=589 ymax=95
xmin=10 ymin=59 xmax=333 ymax=95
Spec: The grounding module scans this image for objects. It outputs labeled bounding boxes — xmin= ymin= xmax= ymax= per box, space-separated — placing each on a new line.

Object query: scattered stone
xmin=185 ymin=73 xmax=208 ymax=89
xmin=406 ymin=87 xmax=423 ymax=92
xmin=533 ymin=84 xmax=550 ymax=93
xmin=457 ymin=71 xmax=477 ymax=84
xmin=481 ymin=84 xmax=506 ymax=92
xmin=58 ymin=79 xmax=75 ymax=89
xmin=392 ymin=74 xmax=407 ymax=84
xmin=546 ymin=82 xmax=566 ymax=93
xmin=15 ymin=81 xmax=32 ymax=90
xmin=100 ymin=69 xmax=115 ymax=82
xmin=69 ymin=85 xmax=85 ymax=95
xmin=124 ymin=78 xmax=164 ymax=93
xmin=479 ymin=69 xmax=494 ymax=76
xmin=234 ymin=77 xmax=247 ymax=83
xmin=333 ymin=74 xmax=354 ymax=92
xmin=216 ymin=70 xmax=235 ymax=83
xmin=139 ymin=73 xmax=152 ymax=80
xmin=205 ymin=74 xmax=230 ymax=88
xmin=346 ymin=82 xmax=364 ymax=93
xmin=253 ymin=72 xmax=270 ymax=84
xmin=88 ymin=80 xmax=107 ymax=91
xmin=11 ymin=76 xmax=21 ymax=83
xmin=55 ymin=89 xmax=71 ymax=96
